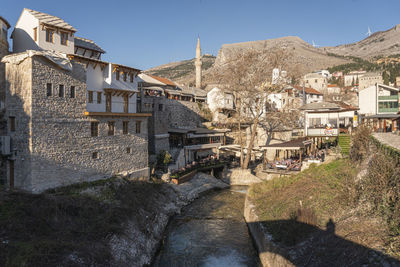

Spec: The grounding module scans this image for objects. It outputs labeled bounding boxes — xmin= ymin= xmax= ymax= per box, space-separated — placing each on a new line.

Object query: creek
xmin=153 ymin=186 xmax=260 ymax=266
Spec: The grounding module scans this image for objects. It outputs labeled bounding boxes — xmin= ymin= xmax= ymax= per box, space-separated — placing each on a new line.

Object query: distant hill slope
xmin=324 ymin=25 xmax=400 ymax=59
xmin=212 ymin=36 xmax=352 ymax=74
xmin=145 ymin=55 xmax=215 ymax=86
xmin=145 ymin=24 xmax=400 ymax=88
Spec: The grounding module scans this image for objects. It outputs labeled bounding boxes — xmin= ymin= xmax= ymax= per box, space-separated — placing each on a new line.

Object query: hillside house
xmin=303 ymin=73 xmax=327 ymax=93
xmin=359 ymin=83 xmax=400 ymax=132
xmin=2 ymin=9 xmax=151 ymax=192
xmin=358 ymin=72 xmax=383 ymax=91
xmin=300 ymin=102 xmax=358 ymax=137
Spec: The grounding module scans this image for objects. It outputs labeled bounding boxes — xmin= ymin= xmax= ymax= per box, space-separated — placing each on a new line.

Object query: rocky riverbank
xmin=0 ymin=173 xmax=228 ymax=266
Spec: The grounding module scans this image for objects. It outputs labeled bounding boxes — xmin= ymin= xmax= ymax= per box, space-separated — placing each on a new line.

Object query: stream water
xmin=153 ymin=187 xmax=260 ymax=266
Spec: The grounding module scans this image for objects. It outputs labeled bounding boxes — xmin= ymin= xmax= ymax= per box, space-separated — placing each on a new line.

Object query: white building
xmin=344 ymin=71 xmax=366 ymax=87
xmin=13 ymin=8 xmax=141 ymax=116
xmin=12 ymin=8 xmax=76 ymax=54
xmin=300 ymin=102 xmax=358 ymax=137
xmin=358 ymin=83 xmax=399 ymax=116
xmin=315 ymin=70 xmax=331 ymax=79
xmin=206 ymin=87 xmax=234 ymax=121
xmin=292 ymin=85 xmax=323 ymax=104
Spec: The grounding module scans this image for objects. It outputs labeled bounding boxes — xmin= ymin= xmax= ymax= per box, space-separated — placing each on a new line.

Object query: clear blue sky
xmin=3 ymin=0 xmax=400 ymax=70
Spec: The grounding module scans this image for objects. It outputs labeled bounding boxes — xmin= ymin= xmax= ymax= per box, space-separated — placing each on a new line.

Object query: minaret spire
xmin=195 ymin=37 xmax=202 ymax=88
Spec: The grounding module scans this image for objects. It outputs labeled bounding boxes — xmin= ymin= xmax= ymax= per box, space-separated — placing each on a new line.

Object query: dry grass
xmin=0 ymin=178 xmax=176 ymax=266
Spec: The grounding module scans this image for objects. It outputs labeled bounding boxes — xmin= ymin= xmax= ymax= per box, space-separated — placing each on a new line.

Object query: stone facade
xmin=5 ymin=55 xmax=149 ymax=193
xmin=0 ymin=16 xmax=9 ymax=185
xmin=141 ymin=94 xmax=205 ymax=155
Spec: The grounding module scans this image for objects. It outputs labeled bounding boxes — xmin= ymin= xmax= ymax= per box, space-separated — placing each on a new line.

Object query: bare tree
xmin=213 ymin=47 xmax=300 ymax=169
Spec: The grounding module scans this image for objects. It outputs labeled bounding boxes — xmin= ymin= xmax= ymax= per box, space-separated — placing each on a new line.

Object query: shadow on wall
xmin=248 ymin=218 xmax=400 ymax=266
xmin=5 ymin=58 xmax=148 ymax=193
xmin=12 ymin=28 xmax=42 ymax=53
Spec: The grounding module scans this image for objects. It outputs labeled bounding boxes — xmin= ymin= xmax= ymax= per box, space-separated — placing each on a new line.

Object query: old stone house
xmin=0 ymin=16 xmax=10 ymax=185
xmin=1 ymin=9 xmax=150 ymax=192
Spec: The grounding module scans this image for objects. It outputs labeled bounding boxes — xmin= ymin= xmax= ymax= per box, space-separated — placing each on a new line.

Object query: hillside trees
xmin=213 ymin=48 xmax=300 ymax=169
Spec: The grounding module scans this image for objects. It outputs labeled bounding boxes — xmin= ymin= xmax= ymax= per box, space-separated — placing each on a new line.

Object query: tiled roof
xmin=148 ymin=74 xmax=176 ymax=86
xmin=293 ymin=85 xmax=323 ymax=95
xmin=74 ymin=37 xmax=105 ymax=53
xmin=300 ymin=101 xmax=339 ymax=110
xmin=25 ymin=8 xmax=77 ymax=32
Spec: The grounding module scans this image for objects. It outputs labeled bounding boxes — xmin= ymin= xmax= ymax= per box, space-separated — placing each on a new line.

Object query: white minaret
xmin=195 ymin=38 xmax=202 ymax=88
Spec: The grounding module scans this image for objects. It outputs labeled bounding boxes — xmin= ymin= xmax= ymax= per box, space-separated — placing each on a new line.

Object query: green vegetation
xmin=338 ymin=134 xmax=351 ymax=155
xmin=248 ymin=127 xmax=400 ymax=259
xmin=0 ymin=178 xmax=175 ymax=266
xmin=249 ymin=159 xmax=356 ymax=246
xmin=327 ymin=56 xmax=381 ymax=74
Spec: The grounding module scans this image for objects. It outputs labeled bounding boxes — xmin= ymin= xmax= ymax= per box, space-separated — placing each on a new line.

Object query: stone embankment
xmin=108 ymin=172 xmax=228 ymax=266
xmin=244 ymin=195 xmax=294 ymax=267
xmin=222 ymin=167 xmax=263 ymax=185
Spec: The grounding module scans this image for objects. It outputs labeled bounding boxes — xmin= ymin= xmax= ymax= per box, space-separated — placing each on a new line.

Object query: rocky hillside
xmin=145 ymin=24 xmax=400 ymax=88
xmin=145 ymin=55 xmax=215 ymax=86
xmin=213 ymin=36 xmax=351 ymax=72
xmin=324 ymin=24 xmax=400 ymax=59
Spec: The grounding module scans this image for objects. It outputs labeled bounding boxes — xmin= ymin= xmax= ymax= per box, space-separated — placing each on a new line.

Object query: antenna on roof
xmin=312 ymin=40 xmax=319 ymax=48
xmin=366 ymin=27 xmax=372 ymax=37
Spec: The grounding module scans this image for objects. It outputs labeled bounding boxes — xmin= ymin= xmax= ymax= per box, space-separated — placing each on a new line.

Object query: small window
xmin=92 ymin=152 xmax=98 ymax=159
xmin=136 ymin=121 xmax=141 ymax=134
xmin=123 ymin=121 xmax=129 ymax=134
xmin=130 ymin=73 xmax=134 ymax=83
xmin=91 ymin=121 xmax=98 ymax=137
xmin=70 ymin=86 xmax=75 ymax=98
xmin=88 ymin=91 xmax=93 ymax=103
xmin=126 ymin=147 xmax=131 ymax=154
xmin=46 ymin=83 xmax=52 ymax=97
xmin=116 ymin=71 xmax=120 ymax=80
xmin=108 ymin=121 xmax=115 ymax=136
xmin=59 ymin=84 xmax=64 ymax=97
xmin=158 ymin=104 xmax=163 ymax=111
xmin=315 ymin=79 xmax=318 ymax=83
xmin=123 ymin=72 xmax=127 ymax=82
xmin=60 ymin=32 xmax=68 ymax=46
xmin=46 ymin=29 xmax=54 ymax=43
xmin=9 ymin=117 xmax=15 ymax=132
xmin=33 ymin=27 xmax=37 ymax=41
xmin=97 ymin=92 xmax=102 ymax=104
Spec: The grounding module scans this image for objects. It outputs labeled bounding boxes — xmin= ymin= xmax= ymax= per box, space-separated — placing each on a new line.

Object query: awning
xmin=260 ymin=138 xmax=312 ymax=151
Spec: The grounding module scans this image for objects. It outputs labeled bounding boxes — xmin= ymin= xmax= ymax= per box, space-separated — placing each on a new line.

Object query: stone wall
xmin=0 ymin=30 xmax=9 ymax=184
xmin=244 ymin=195 xmax=294 ymax=267
xmin=166 ymin=99 xmax=204 ymax=129
xmin=5 ymin=55 xmax=149 ymax=193
xmin=141 ymin=95 xmax=206 ymax=155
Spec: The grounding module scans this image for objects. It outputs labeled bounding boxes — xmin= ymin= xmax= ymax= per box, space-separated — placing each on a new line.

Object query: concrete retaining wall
xmin=244 ymin=195 xmax=294 ymax=267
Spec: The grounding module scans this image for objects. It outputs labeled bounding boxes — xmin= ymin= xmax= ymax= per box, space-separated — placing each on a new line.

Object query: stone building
xmin=1 ymin=9 xmax=151 ymax=192
xmin=0 ymin=16 xmax=10 ymax=185
xmin=2 ymin=52 xmax=150 ymax=193
xmin=303 ymin=73 xmax=327 ymax=93
xmin=137 ymin=73 xmax=207 ymax=155
xmin=358 ymin=72 xmax=383 ymax=91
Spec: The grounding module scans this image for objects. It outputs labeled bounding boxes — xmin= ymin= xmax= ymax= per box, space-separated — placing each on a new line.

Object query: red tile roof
xmin=148 ymin=74 xmax=176 ymax=86
xmin=293 ymin=85 xmax=323 ymax=95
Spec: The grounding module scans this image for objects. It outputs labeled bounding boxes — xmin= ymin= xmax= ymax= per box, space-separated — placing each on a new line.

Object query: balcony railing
xmin=378 ymin=108 xmax=399 ymax=113
xmin=378 ymin=95 xmax=399 ymax=101
xmin=307 ymin=128 xmax=339 ymax=137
